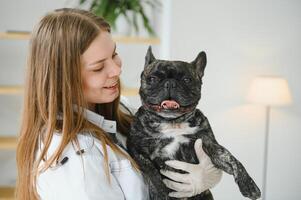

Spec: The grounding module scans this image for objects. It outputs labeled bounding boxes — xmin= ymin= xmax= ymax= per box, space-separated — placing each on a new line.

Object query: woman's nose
xmin=108 ymin=60 xmax=121 ymax=78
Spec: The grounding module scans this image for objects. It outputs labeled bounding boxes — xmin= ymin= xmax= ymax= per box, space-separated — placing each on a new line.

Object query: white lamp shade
xmin=247 ymin=76 xmax=292 ymax=106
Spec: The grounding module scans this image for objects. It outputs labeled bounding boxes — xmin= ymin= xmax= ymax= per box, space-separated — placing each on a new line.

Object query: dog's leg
xmin=201 ymin=135 xmax=261 ymax=200
xmin=127 ymin=142 xmax=169 ymax=200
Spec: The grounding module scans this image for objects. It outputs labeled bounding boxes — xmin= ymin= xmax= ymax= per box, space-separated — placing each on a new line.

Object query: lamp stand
xmin=262 ymin=105 xmax=270 ymax=200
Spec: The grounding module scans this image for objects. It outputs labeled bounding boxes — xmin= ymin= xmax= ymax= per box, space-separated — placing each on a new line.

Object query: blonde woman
xmin=16 ymin=8 xmax=222 ymax=200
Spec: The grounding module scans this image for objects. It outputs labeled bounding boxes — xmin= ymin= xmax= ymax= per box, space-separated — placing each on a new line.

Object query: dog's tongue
xmin=161 ymin=100 xmax=180 ymax=109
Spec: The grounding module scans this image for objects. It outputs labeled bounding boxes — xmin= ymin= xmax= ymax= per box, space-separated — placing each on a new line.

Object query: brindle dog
xmin=127 ymin=47 xmax=261 ymax=200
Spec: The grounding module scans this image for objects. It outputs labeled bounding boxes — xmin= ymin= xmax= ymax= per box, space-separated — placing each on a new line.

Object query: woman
xmin=16 ymin=8 xmax=222 ymax=200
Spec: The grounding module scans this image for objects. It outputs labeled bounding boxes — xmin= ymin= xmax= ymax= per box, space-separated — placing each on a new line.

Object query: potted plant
xmin=79 ymin=0 xmax=160 ymax=36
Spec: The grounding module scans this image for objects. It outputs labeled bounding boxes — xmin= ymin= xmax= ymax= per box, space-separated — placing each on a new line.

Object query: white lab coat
xmin=36 ymin=108 xmax=149 ymax=200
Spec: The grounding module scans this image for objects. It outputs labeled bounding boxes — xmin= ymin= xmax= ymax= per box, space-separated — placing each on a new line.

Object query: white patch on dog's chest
xmin=157 ymin=122 xmax=197 ymax=158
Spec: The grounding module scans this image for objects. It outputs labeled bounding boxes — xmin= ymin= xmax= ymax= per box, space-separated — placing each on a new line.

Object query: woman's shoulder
xmin=38 ymin=132 xmax=93 ymax=158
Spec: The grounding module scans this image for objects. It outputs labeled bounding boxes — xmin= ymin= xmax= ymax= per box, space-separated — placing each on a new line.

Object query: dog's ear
xmin=145 ymin=46 xmax=156 ymax=68
xmin=191 ymin=51 xmax=207 ymax=78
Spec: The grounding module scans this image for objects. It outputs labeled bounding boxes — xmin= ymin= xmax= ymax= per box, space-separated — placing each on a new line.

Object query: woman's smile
xmin=104 ymin=81 xmax=118 ymax=89
xmin=103 ymin=81 xmax=119 ymax=93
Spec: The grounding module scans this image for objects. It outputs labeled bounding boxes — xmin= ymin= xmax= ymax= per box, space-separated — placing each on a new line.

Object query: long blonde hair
xmin=16 ymin=8 xmax=137 ymax=200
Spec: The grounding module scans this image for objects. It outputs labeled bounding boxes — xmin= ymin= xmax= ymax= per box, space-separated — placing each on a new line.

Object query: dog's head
xmin=139 ymin=46 xmax=207 ymax=119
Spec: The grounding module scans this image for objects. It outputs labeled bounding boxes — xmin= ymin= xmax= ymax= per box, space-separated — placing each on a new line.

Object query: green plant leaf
xmin=82 ymin=0 xmax=158 ymax=35
xmin=79 ymin=0 xmax=86 ymax=5
xmin=93 ymin=0 xmax=108 ymax=16
xmin=138 ymin=5 xmax=155 ymax=35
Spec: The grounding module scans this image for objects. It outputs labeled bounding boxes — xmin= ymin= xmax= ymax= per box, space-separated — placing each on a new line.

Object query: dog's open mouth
xmin=161 ymin=100 xmax=180 ymax=110
xmin=145 ymin=100 xmax=195 ymax=114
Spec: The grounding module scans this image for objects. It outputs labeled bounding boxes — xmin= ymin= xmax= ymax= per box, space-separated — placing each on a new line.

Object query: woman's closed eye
xmin=92 ymin=51 xmax=119 ymax=72
xmin=93 ymin=65 xmax=104 ymax=72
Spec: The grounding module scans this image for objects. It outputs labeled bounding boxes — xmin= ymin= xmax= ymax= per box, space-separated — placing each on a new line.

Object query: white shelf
xmin=0 ymin=86 xmax=23 ymax=95
xmin=0 ymin=137 xmax=17 ymax=150
xmin=0 ymin=187 xmax=15 ymax=200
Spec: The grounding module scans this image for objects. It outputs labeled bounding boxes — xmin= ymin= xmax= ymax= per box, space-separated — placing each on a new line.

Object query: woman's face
xmin=81 ymin=31 xmax=122 ymax=110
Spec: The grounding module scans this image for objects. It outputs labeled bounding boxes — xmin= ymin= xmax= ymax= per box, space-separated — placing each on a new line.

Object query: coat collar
xmin=83 ymin=108 xmax=117 ymax=134
xmin=71 ymin=105 xmax=117 ymax=134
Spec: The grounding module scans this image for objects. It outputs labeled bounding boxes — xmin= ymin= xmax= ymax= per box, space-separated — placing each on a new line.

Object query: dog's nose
xmin=164 ymin=80 xmax=176 ymax=89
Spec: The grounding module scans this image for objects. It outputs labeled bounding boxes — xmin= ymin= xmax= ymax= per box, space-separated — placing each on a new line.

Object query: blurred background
xmin=0 ymin=0 xmax=300 ymax=199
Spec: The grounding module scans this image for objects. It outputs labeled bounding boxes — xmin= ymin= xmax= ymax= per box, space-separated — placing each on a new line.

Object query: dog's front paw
xmin=236 ymin=174 xmax=261 ymax=200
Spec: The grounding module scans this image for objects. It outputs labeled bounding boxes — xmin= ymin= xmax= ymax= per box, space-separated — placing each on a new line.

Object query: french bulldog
xmin=127 ymin=47 xmax=261 ymax=200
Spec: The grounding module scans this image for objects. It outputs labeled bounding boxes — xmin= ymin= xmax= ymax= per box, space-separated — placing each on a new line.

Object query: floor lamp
xmin=247 ymin=76 xmax=292 ymax=200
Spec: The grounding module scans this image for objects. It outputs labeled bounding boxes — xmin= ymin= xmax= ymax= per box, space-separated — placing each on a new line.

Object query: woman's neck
xmin=87 ymin=103 xmax=96 ymax=112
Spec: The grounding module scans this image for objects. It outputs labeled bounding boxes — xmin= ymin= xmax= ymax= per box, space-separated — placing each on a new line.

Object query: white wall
xmin=169 ymin=0 xmax=301 ymax=199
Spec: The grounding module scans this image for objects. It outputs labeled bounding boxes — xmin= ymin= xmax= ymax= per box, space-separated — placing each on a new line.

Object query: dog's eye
xmin=183 ymin=77 xmax=192 ymax=83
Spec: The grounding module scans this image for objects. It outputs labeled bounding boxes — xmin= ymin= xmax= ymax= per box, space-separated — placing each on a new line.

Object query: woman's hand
xmin=160 ymin=139 xmax=222 ymax=198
